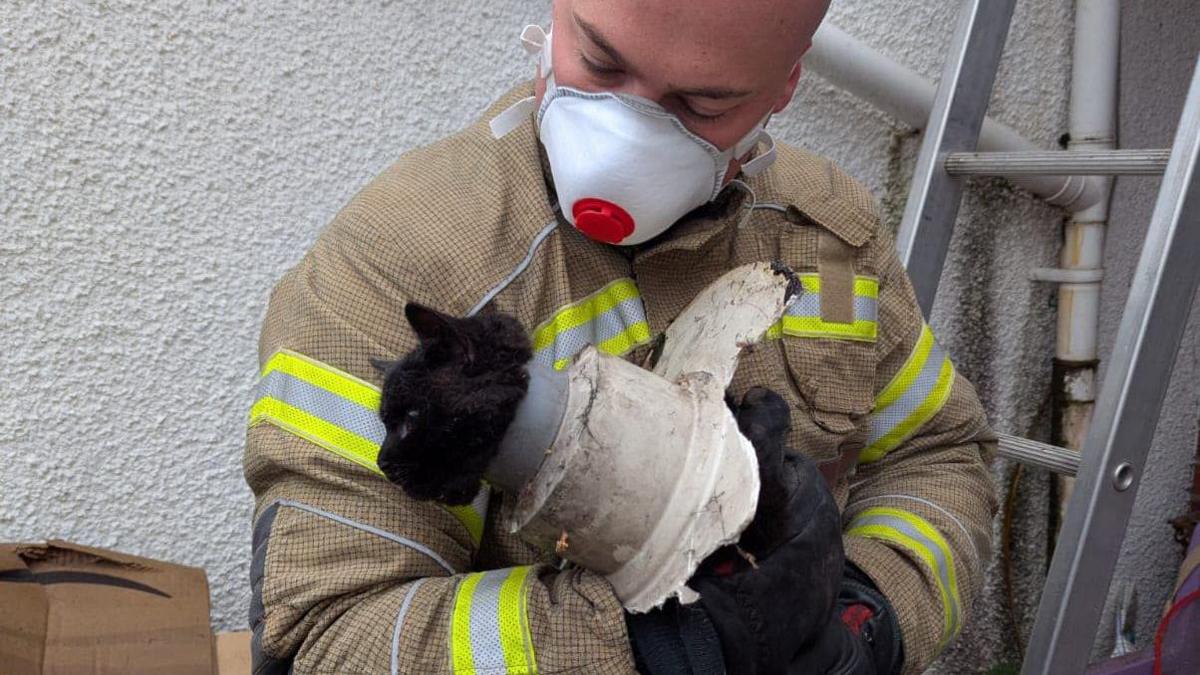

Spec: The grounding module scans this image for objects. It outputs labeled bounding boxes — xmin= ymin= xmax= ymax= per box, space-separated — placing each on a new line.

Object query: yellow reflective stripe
xmin=451 ymin=573 xmax=483 ymax=673
xmin=777 ymin=316 xmax=878 ymax=341
xmin=793 ymin=273 xmax=880 ymax=299
xmin=865 ymin=358 xmax=953 ymax=460
xmin=862 ymin=324 xmax=955 ymax=463
xmin=261 ymin=349 xmax=381 ymax=410
xmin=446 ymin=487 xmax=490 ymax=548
xmin=444 ymin=509 xmax=483 ymax=547
xmin=249 ymin=397 xmax=383 ymax=475
xmin=766 ymin=274 xmax=879 ymax=342
xmin=251 ymin=350 xmax=487 ymax=547
xmin=532 ymin=278 xmax=651 ymax=371
xmin=876 ymin=325 xmax=936 ymax=411
xmin=449 ymin=568 xmax=538 ymax=674
xmin=854 ymin=276 xmax=880 ymax=300
xmin=848 ymin=507 xmax=961 ymax=648
xmin=597 ymin=320 xmax=652 ymax=356
xmin=518 ymin=569 xmax=536 ymax=673
xmin=551 ymin=320 xmax=652 ymax=370
xmin=499 ymin=567 xmax=537 ymax=672
xmin=531 ymin=279 xmax=641 ymax=353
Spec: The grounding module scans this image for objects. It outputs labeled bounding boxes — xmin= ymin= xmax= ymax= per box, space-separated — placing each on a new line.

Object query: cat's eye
xmin=396 ymin=409 xmax=420 ymax=439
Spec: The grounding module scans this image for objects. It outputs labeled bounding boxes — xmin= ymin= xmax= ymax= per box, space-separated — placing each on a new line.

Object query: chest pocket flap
xmin=770 ymin=230 xmax=878 ymax=465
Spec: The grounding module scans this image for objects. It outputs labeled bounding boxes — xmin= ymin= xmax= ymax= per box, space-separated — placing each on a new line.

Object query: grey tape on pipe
xmin=488 ymin=363 xmax=569 ymax=493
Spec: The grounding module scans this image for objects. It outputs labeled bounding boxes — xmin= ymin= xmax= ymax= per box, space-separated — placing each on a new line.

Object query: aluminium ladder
xmin=892 ymin=1 xmax=1200 ymax=673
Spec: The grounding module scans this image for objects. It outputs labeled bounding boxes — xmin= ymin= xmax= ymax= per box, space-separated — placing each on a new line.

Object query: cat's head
xmin=375 ymin=303 xmax=533 ymax=505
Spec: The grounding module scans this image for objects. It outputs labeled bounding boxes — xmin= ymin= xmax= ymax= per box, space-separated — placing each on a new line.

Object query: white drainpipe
xmin=806 ymin=14 xmax=1121 ymax=525
xmin=1051 ymin=0 xmax=1119 ymax=524
xmin=807 ymin=22 xmax=1107 ymax=210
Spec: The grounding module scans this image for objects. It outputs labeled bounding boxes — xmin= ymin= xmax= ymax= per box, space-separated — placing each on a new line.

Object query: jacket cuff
xmin=625 ymin=600 xmax=725 ymax=675
xmin=842 ymin=561 xmax=904 ymax=675
xmin=843 ymin=535 xmax=934 ymax=675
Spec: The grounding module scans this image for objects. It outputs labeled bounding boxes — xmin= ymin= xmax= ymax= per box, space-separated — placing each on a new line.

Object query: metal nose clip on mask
xmin=490 ymin=24 xmax=778 ymax=246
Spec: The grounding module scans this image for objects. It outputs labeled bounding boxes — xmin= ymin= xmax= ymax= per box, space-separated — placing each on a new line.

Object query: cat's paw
xmin=733 ymin=386 xmax=790 ymax=469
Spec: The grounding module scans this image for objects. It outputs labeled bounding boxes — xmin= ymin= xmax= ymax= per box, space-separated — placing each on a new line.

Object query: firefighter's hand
xmin=787 ymin=564 xmax=904 ymax=675
xmin=681 ymin=387 xmax=846 ymax=675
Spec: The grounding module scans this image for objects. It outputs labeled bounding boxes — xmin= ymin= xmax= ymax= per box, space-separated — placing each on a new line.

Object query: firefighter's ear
xmin=404 ymin=303 xmax=475 ymax=364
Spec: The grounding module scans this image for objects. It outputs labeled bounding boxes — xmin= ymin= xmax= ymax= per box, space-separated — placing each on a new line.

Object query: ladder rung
xmin=995 ymin=433 xmax=1081 ymax=475
xmin=945 ymin=150 xmax=1171 ymax=176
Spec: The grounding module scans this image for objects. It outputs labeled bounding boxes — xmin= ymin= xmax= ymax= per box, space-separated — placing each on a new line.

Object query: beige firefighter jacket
xmin=245 ymin=83 xmax=998 ymax=675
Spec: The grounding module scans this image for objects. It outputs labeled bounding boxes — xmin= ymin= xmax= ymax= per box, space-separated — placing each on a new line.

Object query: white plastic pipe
xmin=495 ymin=263 xmax=796 ymax=611
xmin=1056 ymin=0 xmax=1120 ymax=522
xmin=1059 ymin=0 xmax=1119 ymax=364
xmin=806 ymin=22 xmax=1106 ymax=210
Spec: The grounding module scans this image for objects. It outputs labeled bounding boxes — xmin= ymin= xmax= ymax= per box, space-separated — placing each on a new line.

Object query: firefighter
xmin=245 ymin=0 xmax=997 ymax=672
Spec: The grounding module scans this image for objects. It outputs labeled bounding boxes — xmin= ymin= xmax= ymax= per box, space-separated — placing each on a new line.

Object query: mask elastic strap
xmin=521 ymin=24 xmax=551 ymax=74
xmin=490 ymin=97 xmax=537 ymax=138
xmin=728 ymin=179 xmax=761 ymax=231
xmin=739 ymin=130 xmax=777 ymax=178
xmin=490 ymin=24 xmax=552 ymax=139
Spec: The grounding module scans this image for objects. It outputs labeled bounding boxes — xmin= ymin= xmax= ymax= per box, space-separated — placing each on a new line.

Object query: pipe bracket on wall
xmin=1029 ymin=268 xmax=1105 ymax=284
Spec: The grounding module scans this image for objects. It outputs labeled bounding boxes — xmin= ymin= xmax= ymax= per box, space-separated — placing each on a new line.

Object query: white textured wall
xmin=2 ymin=1 xmax=1197 ymax=672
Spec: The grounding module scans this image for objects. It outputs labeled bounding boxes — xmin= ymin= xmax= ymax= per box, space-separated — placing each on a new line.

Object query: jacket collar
xmin=743 ymin=143 xmax=878 ymax=247
xmin=630 ymin=144 xmax=881 ymax=263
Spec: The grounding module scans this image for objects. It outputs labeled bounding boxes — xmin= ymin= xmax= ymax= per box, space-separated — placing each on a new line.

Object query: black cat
xmin=376 ymin=302 xmax=798 ymax=531
xmin=375 ymin=303 xmax=532 ymax=505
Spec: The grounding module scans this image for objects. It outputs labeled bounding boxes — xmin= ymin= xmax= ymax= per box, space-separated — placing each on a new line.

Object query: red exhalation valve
xmin=572 ymin=198 xmax=636 ymax=244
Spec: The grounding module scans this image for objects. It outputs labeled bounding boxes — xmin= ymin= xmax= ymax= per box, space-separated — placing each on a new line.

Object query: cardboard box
xmin=0 ymin=540 xmax=215 ymax=674
xmin=214 ymin=632 xmax=251 ymax=675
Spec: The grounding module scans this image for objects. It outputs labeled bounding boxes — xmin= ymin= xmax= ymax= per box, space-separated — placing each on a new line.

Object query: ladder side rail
xmin=894 ymin=0 xmax=1019 ymax=316
xmin=1022 ymin=56 xmax=1200 ymax=675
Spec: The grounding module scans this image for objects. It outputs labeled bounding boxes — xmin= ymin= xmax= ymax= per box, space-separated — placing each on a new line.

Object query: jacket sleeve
xmin=244 ymin=204 xmax=636 ymax=674
xmin=841 ymin=234 xmax=998 ymax=674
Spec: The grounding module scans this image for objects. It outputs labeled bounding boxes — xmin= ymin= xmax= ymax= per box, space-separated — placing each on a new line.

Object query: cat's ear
xmin=405 ymin=303 xmax=456 ymax=341
xmin=405 ymin=303 xmax=474 ymax=363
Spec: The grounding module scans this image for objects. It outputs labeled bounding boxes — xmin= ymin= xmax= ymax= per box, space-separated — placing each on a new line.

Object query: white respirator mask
xmin=490 ymin=24 xmax=777 ymax=246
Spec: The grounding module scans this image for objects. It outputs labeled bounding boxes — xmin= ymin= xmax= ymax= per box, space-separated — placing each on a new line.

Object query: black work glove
xmin=625 ymin=599 xmax=726 ymax=675
xmin=688 ymin=387 xmax=846 ymax=675
xmin=788 ymin=563 xmax=904 ymax=675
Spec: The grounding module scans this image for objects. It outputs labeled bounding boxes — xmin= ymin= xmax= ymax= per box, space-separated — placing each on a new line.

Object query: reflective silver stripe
xmin=392 ymin=578 xmax=430 ymax=675
xmin=444 ymin=485 xmax=492 ymax=547
xmin=255 ymin=370 xmax=385 ymax=445
xmin=469 ymin=487 xmax=491 ymax=527
xmin=784 ymin=290 xmax=878 ymax=322
xmin=847 ymin=495 xmax=980 ymax=564
xmin=275 ymin=499 xmax=455 ymax=575
xmin=468 ymin=569 xmax=511 ymax=671
xmin=256 ymin=362 xmax=491 ymax=545
xmin=852 ymin=512 xmax=960 ymax=640
xmin=866 ymin=340 xmax=948 ymax=447
xmin=532 ymin=295 xmax=648 ymax=369
xmin=451 ymin=567 xmax=537 ymax=673
xmin=857 ymin=295 xmax=879 ymax=322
